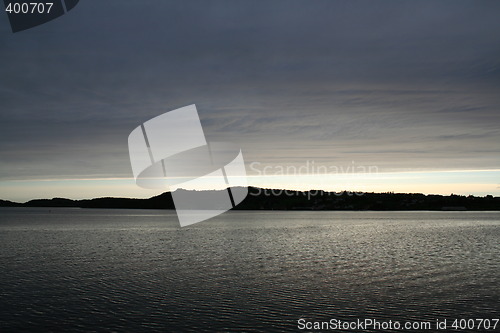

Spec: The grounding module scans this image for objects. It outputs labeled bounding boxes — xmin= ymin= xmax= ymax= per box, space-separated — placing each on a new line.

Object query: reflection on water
xmin=0 ymin=209 xmax=499 ymax=332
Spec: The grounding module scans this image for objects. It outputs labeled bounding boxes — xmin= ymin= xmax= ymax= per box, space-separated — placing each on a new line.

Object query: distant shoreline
xmin=1 ymin=187 xmax=499 ymax=211
xmin=2 ymin=208 xmax=500 ymax=213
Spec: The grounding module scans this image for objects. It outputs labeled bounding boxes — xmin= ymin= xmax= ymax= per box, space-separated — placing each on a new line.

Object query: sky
xmin=1 ymin=0 xmax=499 ymax=202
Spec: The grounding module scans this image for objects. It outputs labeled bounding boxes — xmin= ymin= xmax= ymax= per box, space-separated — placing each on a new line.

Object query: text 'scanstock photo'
xmin=1 ymin=1 xmax=499 ymax=332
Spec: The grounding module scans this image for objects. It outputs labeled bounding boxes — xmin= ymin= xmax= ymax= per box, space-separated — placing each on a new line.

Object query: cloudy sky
xmin=1 ymin=0 xmax=499 ymax=201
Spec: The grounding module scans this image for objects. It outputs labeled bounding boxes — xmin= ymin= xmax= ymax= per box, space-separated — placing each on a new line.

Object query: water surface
xmin=0 ymin=209 xmax=498 ymax=331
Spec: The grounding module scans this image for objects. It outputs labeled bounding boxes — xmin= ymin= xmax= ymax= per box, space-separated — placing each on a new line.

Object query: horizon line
xmin=2 ymin=186 xmax=499 ymax=205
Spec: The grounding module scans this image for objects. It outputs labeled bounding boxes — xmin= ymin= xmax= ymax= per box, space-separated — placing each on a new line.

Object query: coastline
xmin=1 ymin=187 xmax=499 ymax=211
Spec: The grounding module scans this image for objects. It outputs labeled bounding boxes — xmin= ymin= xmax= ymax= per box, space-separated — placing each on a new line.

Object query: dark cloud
xmin=0 ymin=0 xmax=499 ymax=181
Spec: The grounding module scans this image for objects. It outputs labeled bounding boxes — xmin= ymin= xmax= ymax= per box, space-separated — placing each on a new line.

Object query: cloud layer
xmin=1 ymin=0 xmax=499 ymax=183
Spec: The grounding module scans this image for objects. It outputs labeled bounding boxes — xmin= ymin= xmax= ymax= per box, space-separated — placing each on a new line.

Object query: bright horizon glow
xmin=1 ymin=169 xmax=499 ymax=203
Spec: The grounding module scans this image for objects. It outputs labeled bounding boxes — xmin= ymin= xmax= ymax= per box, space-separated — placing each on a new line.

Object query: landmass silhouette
xmin=1 ymin=187 xmax=499 ymax=211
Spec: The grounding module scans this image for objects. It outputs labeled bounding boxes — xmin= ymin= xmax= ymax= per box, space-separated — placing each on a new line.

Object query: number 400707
xmin=5 ymin=2 xmax=54 ymax=14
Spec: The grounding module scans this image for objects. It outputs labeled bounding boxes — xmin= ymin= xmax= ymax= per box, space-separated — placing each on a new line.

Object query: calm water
xmin=0 ymin=209 xmax=498 ymax=332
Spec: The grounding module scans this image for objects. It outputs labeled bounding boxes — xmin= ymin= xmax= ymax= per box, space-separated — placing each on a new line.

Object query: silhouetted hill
xmin=1 ymin=187 xmax=499 ymax=211
xmin=79 ymin=192 xmax=174 ymax=209
xmin=25 ymin=198 xmax=77 ymax=207
xmin=0 ymin=199 xmax=21 ymax=207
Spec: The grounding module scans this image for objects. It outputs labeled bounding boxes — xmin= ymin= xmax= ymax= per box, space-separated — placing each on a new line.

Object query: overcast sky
xmin=1 ymin=0 xmax=499 ymax=200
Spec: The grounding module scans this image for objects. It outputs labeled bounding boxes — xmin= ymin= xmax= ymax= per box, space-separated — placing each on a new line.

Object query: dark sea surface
xmin=0 ymin=208 xmax=498 ymax=332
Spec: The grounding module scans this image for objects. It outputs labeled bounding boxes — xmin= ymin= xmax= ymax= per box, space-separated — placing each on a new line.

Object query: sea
xmin=0 ymin=208 xmax=498 ymax=332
